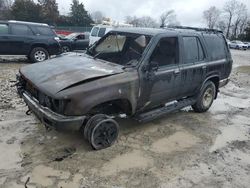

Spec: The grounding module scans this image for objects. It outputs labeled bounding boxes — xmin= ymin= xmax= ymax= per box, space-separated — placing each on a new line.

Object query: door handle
xmin=174 ymin=69 xmax=180 ymax=75
xmin=202 ymin=65 xmax=207 ymax=70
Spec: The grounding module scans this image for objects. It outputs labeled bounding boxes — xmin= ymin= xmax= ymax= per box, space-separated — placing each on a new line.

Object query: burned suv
xmin=17 ymin=27 xmax=232 ymax=150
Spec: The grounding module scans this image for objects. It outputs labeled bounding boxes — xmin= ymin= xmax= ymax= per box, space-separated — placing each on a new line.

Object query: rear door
xmin=178 ymin=36 xmax=206 ymax=98
xmin=9 ymin=24 xmax=35 ymax=55
xmin=0 ymin=23 xmax=10 ymax=55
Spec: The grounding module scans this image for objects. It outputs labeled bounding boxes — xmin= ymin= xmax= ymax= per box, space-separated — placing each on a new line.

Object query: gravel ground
xmin=0 ymin=50 xmax=250 ymax=188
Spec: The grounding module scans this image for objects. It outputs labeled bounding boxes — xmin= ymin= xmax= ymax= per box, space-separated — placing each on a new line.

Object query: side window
xmin=183 ymin=37 xmax=198 ymax=64
xmin=203 ymin=34 xmax=227 ymax=60
xmin=76 ymin=34 xmax=85 ymax=40
xmin=36 ymin=26 xmax=54 ymax=36
xmin=150 ymin=37 xmax=178 ymax=67
xmin=98 ymin=28 xmax=106 ymax=37
xmin=0 ymin=24 xmax=9 ymax=34
xmin=11 ymin=24 xmax=33 ymax=35
xmin=91 ymin=27 xmax=99 ymax=37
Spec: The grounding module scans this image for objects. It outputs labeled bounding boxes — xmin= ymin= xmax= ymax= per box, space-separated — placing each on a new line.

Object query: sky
xmin=58 ymin=0 xmax=250 ymax=27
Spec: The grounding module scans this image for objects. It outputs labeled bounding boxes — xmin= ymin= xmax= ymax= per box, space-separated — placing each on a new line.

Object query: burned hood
xmin=20 ymin=53 xmax=124 ymax=95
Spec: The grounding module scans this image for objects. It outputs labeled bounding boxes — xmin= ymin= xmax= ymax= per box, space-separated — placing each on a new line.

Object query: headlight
xmin=51 ymin=99 xmax=70 ymax=114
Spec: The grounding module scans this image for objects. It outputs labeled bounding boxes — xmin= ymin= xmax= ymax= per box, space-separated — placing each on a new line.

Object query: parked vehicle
xmin=0 ymin=20 xmax=61 ymax=62
xmin=89 ymin=25 xmax=113 ymax=46
xmin=17 ymin=26 xmax=232 ymax=150
xmin=89 ymin=22 xmax=133 ymax=46
xmin=229 ymin=40 xmax=248 ymax=50
xmin=59 ymin=32 xmax=90 ymax=53
xmin=243 ymin=42 xmax=250 ymax=49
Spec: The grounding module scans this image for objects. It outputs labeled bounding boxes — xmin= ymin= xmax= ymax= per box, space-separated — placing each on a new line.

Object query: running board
xmin=135 ymin=98 xmax=196 ymax=123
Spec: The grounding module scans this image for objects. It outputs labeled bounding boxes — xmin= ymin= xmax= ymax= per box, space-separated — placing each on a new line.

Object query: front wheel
xmin=29 ymin=47 xmax=49 ymax=63
xmin=192 ymin=81 xmax=216 ymax=113
xmin=61 ymin=45 xmax=71 ymax=53
xmin=84 ymin=114 xmax=119 ymax=150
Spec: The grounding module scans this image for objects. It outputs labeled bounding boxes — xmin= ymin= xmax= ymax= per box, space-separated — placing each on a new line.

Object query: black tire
xmin=29 ymin=47 xmax=49 ymax=63
xmin=84 ymin=114 xmax=119 ymax=150
xmin=61 ymin=45 xmax=71 ymax=53
xmin=192 ymin=81 xmax=216 ymax=113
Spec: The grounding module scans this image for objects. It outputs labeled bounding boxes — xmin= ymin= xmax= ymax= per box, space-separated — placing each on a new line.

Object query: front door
xmin=0 ymin=23 xmax=10 ymax=55
xmin=137 ymin=36 xmax=181 ymax=111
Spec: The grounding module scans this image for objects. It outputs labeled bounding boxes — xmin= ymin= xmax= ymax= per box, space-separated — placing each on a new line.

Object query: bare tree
xmin=217 ymin=20 xmax=227 ymax=33
xmin=232 ymin=3 xmax=247 ymax=38
xmin=0 ymin=0 xmax=12 ymax=19
xmin=137 ymin=16 xmax=158 ymax=28
xmin=125 ymin=16 xmax=140 ymax=27
xmin=159 ymin=10 xmax=176 ymax=28
xmin=91 ymin=11 xmax=104 ymax=24
xmin=239 ymin=14 xmax=248 ymax=35
xmin=203 ymin=6 xmax=221 ymax=29
xmin=224 ymin=0 xmax=239 ymax=38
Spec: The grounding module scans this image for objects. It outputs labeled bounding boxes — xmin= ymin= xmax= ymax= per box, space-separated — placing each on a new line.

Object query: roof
xmin=110 ymin=27 xmax=174 ymax=36
xmin=109 ymin=26 xmax=222 ymax=36
xmin=0 ymin=20 xmax=49 ymax=27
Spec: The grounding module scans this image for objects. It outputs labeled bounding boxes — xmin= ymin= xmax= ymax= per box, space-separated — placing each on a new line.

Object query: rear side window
xmin=203 ymin=34 xmax=227 ymax=60
xmin=11 ymin=24 xmax=33 ymax=35
xmin=183 ymin=36 xmax=205 ymax=64
xmin=0 ymin=24 xmax=9 ymax=34
xmin=91 ymin=27 xmax=99 ymax=36
xmin=36 ymin=26 xmax=54 ymax=36
xmin=98 ymin=28 xmax=106 ymax=37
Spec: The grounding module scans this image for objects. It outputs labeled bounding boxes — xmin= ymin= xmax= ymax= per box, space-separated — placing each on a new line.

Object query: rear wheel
xmin=192 ymin=81 xmax=216 ymax=113
xmin=29 ymin=47 xmax=49 ymax=63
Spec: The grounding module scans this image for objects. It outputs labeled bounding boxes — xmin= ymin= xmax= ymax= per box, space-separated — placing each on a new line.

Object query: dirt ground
xmin=0 ymin=50 xmax=250 ymax=188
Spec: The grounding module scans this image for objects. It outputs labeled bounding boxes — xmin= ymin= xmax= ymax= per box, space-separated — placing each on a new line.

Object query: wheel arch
xmin=202 ymin=75 xmax=220 ymax=99
xmin=87 ymin=98 xmax=133 ymax=116
xmin=29 ymin=43 xmax=49 ymax=55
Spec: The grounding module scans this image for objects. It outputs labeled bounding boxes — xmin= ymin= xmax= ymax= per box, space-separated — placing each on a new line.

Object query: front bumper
xmin=22 ymin=92 xmax=86 ymax=131
xmin=219 ymin=78 xmax=229 ymax=88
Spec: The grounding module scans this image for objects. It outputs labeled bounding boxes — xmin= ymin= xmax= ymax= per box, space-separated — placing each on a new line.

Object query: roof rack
xmin=8 ymin=20 xmax=48 ymax=26
xmin=166 ymin=26 xmax=223 ymax=33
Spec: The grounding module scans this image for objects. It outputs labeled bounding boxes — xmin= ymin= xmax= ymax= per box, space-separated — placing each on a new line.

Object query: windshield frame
xmin=86 ymin=31 xmax=153 ymax=68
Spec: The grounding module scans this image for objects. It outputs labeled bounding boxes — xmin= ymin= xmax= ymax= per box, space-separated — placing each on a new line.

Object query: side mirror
xmin=149 ymin=61 xmax=159 ymax=71
xmin=73 ymin=38 xmax=78 ymax=41
xmin=142 ymin=61 xmax=159 ymax=72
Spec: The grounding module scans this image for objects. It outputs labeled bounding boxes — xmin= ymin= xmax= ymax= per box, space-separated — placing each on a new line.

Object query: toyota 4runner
xmin=16 ymin=26 xmax=232 ymax=150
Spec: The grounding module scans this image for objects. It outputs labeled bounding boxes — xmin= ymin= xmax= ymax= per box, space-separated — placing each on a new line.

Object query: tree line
xmin=203 ymin=0 xmax=249 ymax=40
xmin=0 ymin=0 xmax=249 ymax=40
xmin=0 ymin=0 xmax=93 ymax=26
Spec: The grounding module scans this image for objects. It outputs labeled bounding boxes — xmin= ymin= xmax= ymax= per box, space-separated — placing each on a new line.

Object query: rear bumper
xmin=22 ymin=92 xmax=85 ymax=131
xmin=219 ymin=78 xmax=229 ymax=88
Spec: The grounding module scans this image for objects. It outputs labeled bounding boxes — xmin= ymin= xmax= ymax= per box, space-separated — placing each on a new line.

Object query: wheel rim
xmin=34 ymin=51 xmax=46 ymax=62
xmin=202 ymin=87 xmax=214 ymax=108
xmin=62 ymin=46 xmax=70 ymax=53
xmin=91 ymin=119 xmax=119 ymax=150
xmin=84 ymin=114 xmax=106 ymax=139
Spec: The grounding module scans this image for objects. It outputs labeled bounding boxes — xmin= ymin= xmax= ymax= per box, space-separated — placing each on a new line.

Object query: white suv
xmin=89 ymin=25 xmax=113 ymax=46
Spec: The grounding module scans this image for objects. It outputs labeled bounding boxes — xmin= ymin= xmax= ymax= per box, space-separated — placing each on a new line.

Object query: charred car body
xmin=17 ymin=27 xmax=232 ymax=150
